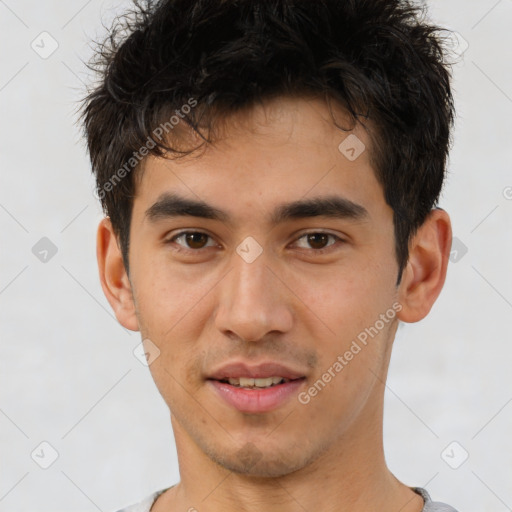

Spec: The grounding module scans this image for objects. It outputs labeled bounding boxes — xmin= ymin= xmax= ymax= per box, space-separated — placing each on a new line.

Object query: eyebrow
xmin=144 ymin=192 xmax=369 ymax=225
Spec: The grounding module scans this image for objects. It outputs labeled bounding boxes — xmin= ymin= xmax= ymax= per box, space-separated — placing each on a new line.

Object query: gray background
xmin=1 ymin=1 xmax=511 ymax=510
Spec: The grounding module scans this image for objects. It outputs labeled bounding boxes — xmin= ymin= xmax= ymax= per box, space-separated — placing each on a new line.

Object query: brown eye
xmin=306 ymin=233 xmax=330 ymax=249
xmin=185 ymin=232 xmax=209 ymax=249
xmin=170 ymin=231 xmax=215 ymax=250
xmin=293 ymin=232 xmax=342 ymax=252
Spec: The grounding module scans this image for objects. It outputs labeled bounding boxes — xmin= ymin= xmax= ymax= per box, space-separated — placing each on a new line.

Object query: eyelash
xmin=165 ymin=230 xmax=345 ymax=255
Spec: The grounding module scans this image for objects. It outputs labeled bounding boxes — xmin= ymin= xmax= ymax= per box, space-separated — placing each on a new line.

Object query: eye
xmin=165 ymin=230 xmax=344 ymax=254
xmin=293 ymin=232 xmax=342 ymax=251
xmin=168 ymin=231 xmax=217 ymax=250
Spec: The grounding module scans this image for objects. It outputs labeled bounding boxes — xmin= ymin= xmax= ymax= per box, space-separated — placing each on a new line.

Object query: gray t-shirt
xmin=114 ymin=486 xmax=458 ymax=511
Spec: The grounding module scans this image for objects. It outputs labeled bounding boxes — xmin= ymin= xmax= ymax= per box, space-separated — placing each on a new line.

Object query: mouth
xmin=206 ymin=376 xmax=307 ymax=413
xmin=205 ymin=360 xmax=308 ymax=413
xmin=212 ymin=376 xmax=299 ymax=389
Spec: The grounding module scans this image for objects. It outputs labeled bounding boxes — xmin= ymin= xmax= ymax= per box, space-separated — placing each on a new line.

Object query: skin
xmin=97 ymin=96 xmax=451 ymax=512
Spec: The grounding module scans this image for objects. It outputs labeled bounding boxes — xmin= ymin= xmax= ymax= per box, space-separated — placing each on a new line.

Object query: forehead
xmin=131 ymin=96 xmax=387 ymax=224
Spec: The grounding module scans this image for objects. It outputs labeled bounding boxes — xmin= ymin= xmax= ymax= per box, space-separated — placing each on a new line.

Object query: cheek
xmin=295 ymin=267 xmax=389 ymax=336
xmin=297 ymin=314 xmax=394 ymax=428
xmin=132 ymin=255 xmax=215 ymax=336
xmin=292 ymin=264 xmax=396 ymax=384
xmin=148 ymin=348 xmax=204 ymax=404
xmin=131 ymin=263 xmax=214 ymax=391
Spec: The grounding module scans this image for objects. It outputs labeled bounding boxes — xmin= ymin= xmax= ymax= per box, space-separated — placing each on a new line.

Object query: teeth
xmin=227 ymin=376 xmax=288 ymax=388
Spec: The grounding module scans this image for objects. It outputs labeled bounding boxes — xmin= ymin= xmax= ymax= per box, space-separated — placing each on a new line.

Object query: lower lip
xmin=207 ymin=378 xmax=306 ymax=413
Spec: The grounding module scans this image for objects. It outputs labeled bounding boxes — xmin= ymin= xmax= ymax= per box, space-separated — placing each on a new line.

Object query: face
xmin=126 ymin=96 xmax=402 ymax=477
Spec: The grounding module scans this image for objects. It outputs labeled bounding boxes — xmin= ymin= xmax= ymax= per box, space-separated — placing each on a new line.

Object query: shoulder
xmin=413 ymin=487 xmax=459 ymax=512
xmin=112 ymin=487 xmax=169 ymax=512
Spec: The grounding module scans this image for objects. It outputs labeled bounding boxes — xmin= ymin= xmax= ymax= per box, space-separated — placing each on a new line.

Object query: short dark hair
xmin=81 ymin=0 xmax=455 ymax=283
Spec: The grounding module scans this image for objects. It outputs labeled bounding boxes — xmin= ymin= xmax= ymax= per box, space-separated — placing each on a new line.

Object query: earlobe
xmin=397 ymin=208 xmax=452 ymax=323
xmin=96 ymin=217 xmax=139 ymax=331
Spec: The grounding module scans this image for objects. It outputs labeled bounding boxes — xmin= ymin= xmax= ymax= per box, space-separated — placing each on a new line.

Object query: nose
xmin=214 ymin=251 xmax=293 ymax=343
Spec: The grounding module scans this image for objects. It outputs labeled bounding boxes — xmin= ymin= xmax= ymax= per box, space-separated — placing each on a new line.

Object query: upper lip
xmin=207 ymin=361 xmax=307 ymax=380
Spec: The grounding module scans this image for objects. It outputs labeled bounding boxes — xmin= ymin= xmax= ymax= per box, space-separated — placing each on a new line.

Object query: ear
xmin=397 ymin=208 xmax=452 ymax=323
xmin=96 ymin=217 xmax=139 ymax=331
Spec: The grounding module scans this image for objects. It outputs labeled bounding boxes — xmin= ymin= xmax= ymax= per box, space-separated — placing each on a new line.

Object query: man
xmin=81 ymin=0 xmax=458 ymax=510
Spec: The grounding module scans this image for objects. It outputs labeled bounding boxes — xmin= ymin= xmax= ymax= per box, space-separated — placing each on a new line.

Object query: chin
xmin=207 ymin=442 xmax=310 ymax=478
